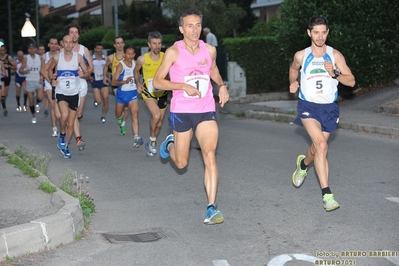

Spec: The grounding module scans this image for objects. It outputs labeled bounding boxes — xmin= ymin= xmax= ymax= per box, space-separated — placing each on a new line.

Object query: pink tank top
xmin=169 ymin=40 xmax=215 ymax=113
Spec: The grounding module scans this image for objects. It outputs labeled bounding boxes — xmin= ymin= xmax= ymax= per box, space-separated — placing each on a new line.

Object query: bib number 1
xmin=183 ymin=75 xmax=210 ymax=98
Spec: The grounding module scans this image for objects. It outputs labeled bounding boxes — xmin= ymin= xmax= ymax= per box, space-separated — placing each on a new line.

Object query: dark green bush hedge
xmin=224 ymin=37 xmax=288 ymax=93
xmin=224 ymin=0 xmax=399 ymax=93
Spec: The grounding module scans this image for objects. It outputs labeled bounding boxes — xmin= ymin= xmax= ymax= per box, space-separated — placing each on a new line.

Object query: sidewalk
xmin=0 ymin=85 xmax=398 ymax=262
xmin=0 ymin=145 xmax=83 ymax=261
xmin=222 ymin=85 xmax=399 ymax=138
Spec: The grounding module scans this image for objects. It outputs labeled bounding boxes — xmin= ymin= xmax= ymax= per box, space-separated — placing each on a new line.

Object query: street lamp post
xmin=21 ymin=13 xmax=37 ymax=44
xmin=35 ymin=0 xmax=39 ymax=46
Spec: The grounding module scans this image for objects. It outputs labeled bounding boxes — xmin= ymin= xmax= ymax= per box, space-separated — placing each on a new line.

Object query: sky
xmin=39 ymin=0 xmax=76 ymax=8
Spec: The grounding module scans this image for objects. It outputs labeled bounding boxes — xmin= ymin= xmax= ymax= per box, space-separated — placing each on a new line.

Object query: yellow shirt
xmin=142 ymin=52 xmax=166 ymax=97
xmin=111 ymin=53 xmax=124 ymax=76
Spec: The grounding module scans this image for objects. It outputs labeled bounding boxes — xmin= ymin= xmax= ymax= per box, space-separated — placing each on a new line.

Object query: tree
xmin=222 ymin=0 xmax=257 ymax=35
xmin=40 ymin=15 xmax=73 ymax=45
xmin=0 ymin=0 xmax=36 ymax=53
xmin=275 ymin=0 xmax=399 ymax=88
xmin=162 ymin=0 xmax=246 ymax=38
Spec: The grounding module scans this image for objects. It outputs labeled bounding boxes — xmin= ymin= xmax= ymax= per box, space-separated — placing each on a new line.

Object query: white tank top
xmin=117 ymin=61 xmax=136 ymax=91
xmin=299 ymin=45 xmax=338 ymax=104
xmin=16 ymin=58 xmax=26 ymax=77
xmin=93 ymin=55 xmax=106 ymax=81
xmin=56 ymin=52 xmax=81 ymax=95
xmin=25 ymin=54 xmax=41 ymax=81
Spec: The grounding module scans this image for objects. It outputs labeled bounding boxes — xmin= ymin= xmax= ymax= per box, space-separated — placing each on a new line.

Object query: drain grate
xmin=102 ymin=231 xmax=167 ymax=243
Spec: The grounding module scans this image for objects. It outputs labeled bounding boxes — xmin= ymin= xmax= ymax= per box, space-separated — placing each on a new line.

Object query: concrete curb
xmin=245 ymin=110 xmax=399 ymax=138
xmin=0 ymin=147 xmax=84 ymax=261
xmin=378 ymin=100 xmax=399 ymax=115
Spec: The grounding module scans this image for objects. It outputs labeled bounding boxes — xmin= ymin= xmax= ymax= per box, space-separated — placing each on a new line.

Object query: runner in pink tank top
xmin=168 ymin=39 xmax=214 ymax=113
xmin=153 ymin=8 xmax=229 ymax=225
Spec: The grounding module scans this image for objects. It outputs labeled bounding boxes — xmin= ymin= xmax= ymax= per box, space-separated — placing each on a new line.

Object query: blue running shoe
xmin=61 ymin=147 xmax=72 ymax=158
xmin=145 ymin=139 xmax=157 ymax=154
xmin=160 ymin=134 xmax=174 ymax=159
xmin=57 ymin=134 xmax=66 ymax=151
xmin=133 ymin=136 xmax=144 ymax=148
xmin=204 ymin=204 xmax=224 ymax=225
xmin=94 ymin=101 xmax=98 ymax=108
xmin=146 ymin=152 xmax=155 ymax=157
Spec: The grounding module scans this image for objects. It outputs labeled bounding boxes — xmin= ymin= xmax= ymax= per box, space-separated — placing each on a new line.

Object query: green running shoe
xmin=323 ymin=193 xmax=340 ymax=211
xmin=292 ymin=154 xmax=307 ymax=187
xmin=120 ymin=125 xmax=126 ymax=135
xmin=116 ymin=117 xmax=123 ymax=126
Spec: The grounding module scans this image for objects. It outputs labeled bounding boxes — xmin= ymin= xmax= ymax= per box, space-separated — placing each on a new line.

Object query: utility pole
xmin=35 ymin=0 xmax=39 ymax=45
xmin=114 ymin=0 xmax=118 ymax=37
xmin=7 ymin=0 xmax=13 ymax=55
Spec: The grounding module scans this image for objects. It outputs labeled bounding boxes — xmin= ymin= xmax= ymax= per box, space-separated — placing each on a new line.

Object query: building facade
xmin=250 ymin=0 xmax=283 ymax=22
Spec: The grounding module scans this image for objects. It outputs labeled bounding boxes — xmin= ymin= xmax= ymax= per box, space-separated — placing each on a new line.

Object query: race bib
xmin=121 ymin=77 xmax=136 ymax=91
xmin=147 ymin=78 xmax=161 ymax=93
xmin=59 ymin=76 xmax=76 ymax=90
xmin=183 ymin=75 xmax=210 ymax=98
xmin=94 ymin=73 xmax=103 ymax=81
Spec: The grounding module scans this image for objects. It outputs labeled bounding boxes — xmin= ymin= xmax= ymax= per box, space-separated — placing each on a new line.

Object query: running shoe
xmin=94 ymin=101 xmax=98 ymax=108
xmin=116 ymin=117 xmax=123 ymax=126
xmin=133 ymin=136 xmax=144 ymax=148
xmin=145 ymin=140 xmax=157 ymax=154
xmin=35 ymin=104 xmax=40 ymax=113
xmin=160 ymin=134 xmax=174 ymax=159
xmin=146 ymin=152 xmax=155 ymax=157
xmin=204 ymin=204 xmax=224 ymax=225
xmin=76 ymin=137 xmax=85 ymax=151
xmin=31 ymin=117 xmax=37 ymax=123
xmin=292 ymin=154 xmax=307 ymax=188
xmin=101 ymin=117 xmax=106 ymax=123
xmin=16 ymin=106 xmax=22 ymax=112
xmin=23 ymin=105 xmax=27 ymax=112
xmin=61 ymin=147 xmax=72 ymax=159
xmin=44 ymin=109 xmax=49 ymax=118
xmin=323 ymin=193 xmax=340 ymax=212
xmin=120 ymin=125 xmax=126 ymax=135
xmin=57 ymin=134 xmax=66 ymax=150
xmin=51 ymin=127 xmax=58 ymax=137
xmin=3 ymin=108 xmax=8 ymax=116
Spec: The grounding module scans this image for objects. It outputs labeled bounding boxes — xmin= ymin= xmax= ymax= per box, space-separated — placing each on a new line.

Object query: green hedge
xmin=224 ymin=37 xmax=289 ymax=94
xmin=224 ymin=0 xmax=399 ymax=93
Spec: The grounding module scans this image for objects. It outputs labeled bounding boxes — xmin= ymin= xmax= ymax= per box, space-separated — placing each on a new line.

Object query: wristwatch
xmin=219 ymin=82 xmax=228 ymax=89
xmin=332 ymin=69 xmax=341 ymax=79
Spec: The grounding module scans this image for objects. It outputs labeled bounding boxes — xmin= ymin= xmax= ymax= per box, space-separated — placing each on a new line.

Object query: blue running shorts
xmin=295 ymin=100 xmax=339 ymax=133
xmin=169 ymin=112 xmax=217 ymax=132
xmin=115 ymin=90 xmax=138 ymax=106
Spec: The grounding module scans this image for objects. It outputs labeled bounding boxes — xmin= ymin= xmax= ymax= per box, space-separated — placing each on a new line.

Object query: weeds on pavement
xmin=14 ymin=146 xmax=51 ymax=176
xmin=39 ymin=182 xmax=57 ymax=193
xmin=60 ymin=170 xmax=96 ymax=221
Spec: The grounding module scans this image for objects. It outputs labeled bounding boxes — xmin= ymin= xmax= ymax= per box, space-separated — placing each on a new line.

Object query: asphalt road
xmin=0 ymin=87 xmax=398 ymax=266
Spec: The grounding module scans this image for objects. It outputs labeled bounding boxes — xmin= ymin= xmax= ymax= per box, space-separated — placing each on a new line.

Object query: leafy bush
xmin=224 ymin=0 xmax=399 ymax=93
xmin=79 ymin=27 xmax=110 ymax=50
xmin=224 ymin=36 xmax=288 ymax=93
xmin=101 ymin=29 xmax=130 ymax=49
xmin=275 ymin=0 xmax=399 ymax=89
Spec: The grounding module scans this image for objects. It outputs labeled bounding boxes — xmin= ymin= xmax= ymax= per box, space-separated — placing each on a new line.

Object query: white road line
xmin=267 ymin=254 xmax=292 ymax=265
xmin=385 ymin=197 xmax=399 ymax=204
xmin=292 ymin=254 xmax=318 ymax=262
xmin=212 ymin=260 xmax=230 ymax=266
